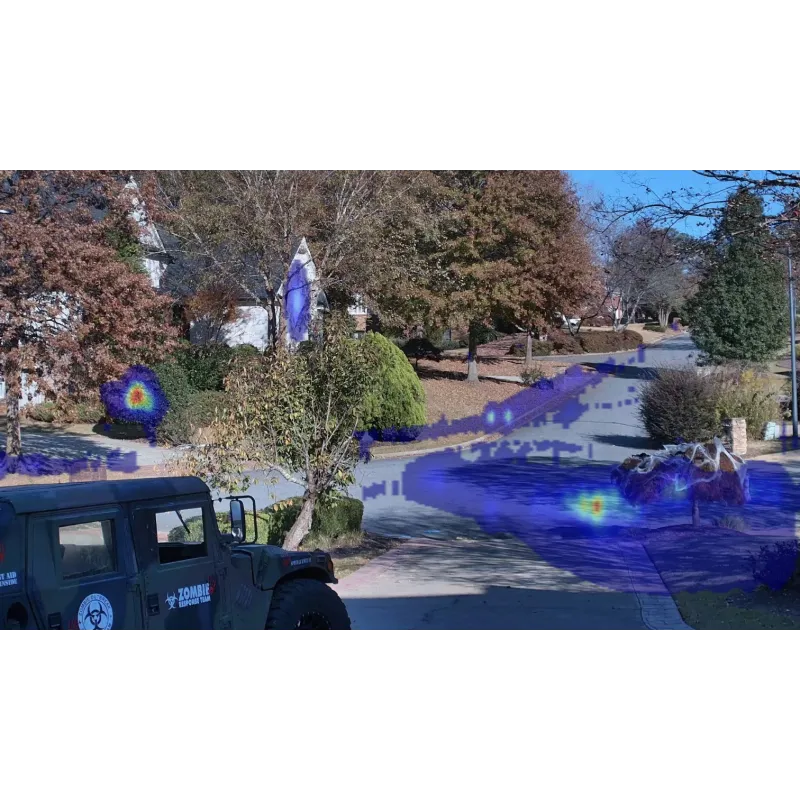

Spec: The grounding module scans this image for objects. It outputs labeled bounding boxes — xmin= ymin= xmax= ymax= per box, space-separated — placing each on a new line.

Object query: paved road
xmin=239 ymin=334 xmax=701 ymax=538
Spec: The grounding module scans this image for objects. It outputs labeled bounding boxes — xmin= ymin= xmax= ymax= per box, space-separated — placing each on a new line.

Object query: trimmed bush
xmin=233 ymin=496 xmax=365 ymax=548
xmin=578 ymin=329 xmax=644 ymax=353
xmin=150 ymin=358 xmax=194 ymax=445
xmin=172 ymin=343 xmax=234 ymax=392
xmin=639 ymin=367 xmax=721 ymax=444
xmin=168 ymin=510 xmax=278 ymax=545
xmin=507 ymin=340 xmax=554 ymax=357
xmin=24 ymin=402 xmax=57 ymax=423
xmin=643 ymin=323 xmax=668 ymax=333
xmin=157 ymin=390 xmax=228 ymax=446
xmin=25 ymin=398 xmax=104 ymax=425
xmin=550 ymin=333 xmax=584 ymax=355
xmin=361 ymin=333 xmax=427 ymax=440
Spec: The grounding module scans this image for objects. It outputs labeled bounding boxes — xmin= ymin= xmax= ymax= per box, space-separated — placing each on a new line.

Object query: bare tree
xmin=144 ymin=171 xmax=424 ymax=348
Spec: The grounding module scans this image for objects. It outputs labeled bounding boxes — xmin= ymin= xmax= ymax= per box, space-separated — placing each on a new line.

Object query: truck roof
xmin=0 ymin=476 xmax=210 ymax=515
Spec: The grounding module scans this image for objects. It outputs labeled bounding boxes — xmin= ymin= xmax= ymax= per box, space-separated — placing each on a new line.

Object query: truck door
xmin=28 ymin=505 xmax=143 ymax=630
xmin=131 ymin=496 xmax=225 ymax=629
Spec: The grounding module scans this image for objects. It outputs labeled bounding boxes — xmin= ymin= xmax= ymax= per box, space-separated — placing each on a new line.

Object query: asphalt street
xmin=237 ymin=334 xmax=701 ymax=538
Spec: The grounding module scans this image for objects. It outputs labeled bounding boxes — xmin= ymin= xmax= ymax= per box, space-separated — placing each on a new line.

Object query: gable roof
xmin=154 ymin=233 xmax=317 ymax=304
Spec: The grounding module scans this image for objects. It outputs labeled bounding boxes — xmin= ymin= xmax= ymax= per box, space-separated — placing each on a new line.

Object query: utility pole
xmin=789 ymin=247 xmax=799 ymax=440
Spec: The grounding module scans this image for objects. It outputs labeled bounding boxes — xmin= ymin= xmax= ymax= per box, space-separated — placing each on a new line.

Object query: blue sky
xmin=567 ymin=170 xmax=732 ymax=235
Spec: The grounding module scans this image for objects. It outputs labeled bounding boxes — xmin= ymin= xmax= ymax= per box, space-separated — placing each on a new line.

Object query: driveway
xmin=334 ymin=535 xmax=687 ymax=630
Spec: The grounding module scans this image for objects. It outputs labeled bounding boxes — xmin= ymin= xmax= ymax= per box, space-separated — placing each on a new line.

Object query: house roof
xmin=154 ymin=231 xmax=314 ymax=304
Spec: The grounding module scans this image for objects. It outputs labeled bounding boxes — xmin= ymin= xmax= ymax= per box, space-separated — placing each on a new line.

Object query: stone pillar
xmin=723 ymin=418 xmax=747 ymax=456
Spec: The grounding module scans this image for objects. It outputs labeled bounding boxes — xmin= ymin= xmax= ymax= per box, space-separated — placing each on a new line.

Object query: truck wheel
xmin=266 ymin=579 xmax=351 ymax=630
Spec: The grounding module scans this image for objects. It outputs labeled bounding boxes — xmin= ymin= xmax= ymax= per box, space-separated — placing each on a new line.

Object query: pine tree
xmin=686 ymin=188 xmax=788 ymax=363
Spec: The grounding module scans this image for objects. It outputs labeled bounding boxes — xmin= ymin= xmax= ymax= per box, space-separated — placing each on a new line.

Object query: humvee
xmin=0 ymin=477 xmax=351 ymax=630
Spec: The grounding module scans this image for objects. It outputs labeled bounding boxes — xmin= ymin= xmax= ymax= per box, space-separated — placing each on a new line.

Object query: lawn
xmin=674 ymin=587 xmax=800 ymax=629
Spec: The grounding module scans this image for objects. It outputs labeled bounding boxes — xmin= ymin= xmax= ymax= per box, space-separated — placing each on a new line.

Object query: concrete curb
xmin=370 ymin=333 xmax=684 ymax=462
xmin=334 ymin=538 xmax=434 ymax=592
xmin=616 ymin=541 xmax=693 ymax=630
xmin=369 ymin=368 xmax=599 ymax=461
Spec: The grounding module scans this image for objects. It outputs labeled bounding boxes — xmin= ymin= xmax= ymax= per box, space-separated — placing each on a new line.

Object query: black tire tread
xmin=266 ymin=578 xmax=351 ymax=630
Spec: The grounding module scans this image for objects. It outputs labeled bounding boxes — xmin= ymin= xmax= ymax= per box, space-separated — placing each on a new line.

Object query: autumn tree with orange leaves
xmin=420 ymin=171 xmax=599 ymax=377
xmin=0 ymin=171 xmax=177 ymax=455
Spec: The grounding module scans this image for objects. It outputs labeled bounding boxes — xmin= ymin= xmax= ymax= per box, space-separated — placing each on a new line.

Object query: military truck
xmin=0 ymin=477 xmax=351 ymax=630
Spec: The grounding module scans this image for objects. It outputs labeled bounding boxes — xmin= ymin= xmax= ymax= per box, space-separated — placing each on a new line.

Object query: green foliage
xmin=174 ymin=343 xmax=233 ymax=391
xmin=24 ymin=402 xmax=57 ymax=423
xmin=520 ymin=366 xmax=547 ymax=386
xmin=712 ymin=366 xmax=781 ymax=439
xmin=168 ymin=496 xmax=365 ymax=549
xmin=402 ymin=337 xmax=442 ymax=365
xmin=150 ymin=357 xmax=194 ymax=444
xmin=643 ymin=323 xmax=668 ymax=333
xmin=182 ymin=313 xmax=373 ymax=513
xmin=25 ymin=397 xmax=106 ymax=425
xmin=686 ymin=189 xmax=789 ymax=363
xmin=360 ymin=332 xmax=427 ymax=439
xmin=256 ymin=496 xmax=365 ymax=548
xmin=717 ymin=514 xmax=747 ymax=532
xmin=105 ymin=226 xmax=147 ymax=275
xmin=168 ymin=510 xmax=278 ymax=545
xmin=471 ymin=323 xmax=503 ymax=345
xmin=639 ymin=367 xmax=722 ymax=444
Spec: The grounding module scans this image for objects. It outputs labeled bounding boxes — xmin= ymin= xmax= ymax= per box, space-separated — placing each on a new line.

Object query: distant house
xmin=150 ymin=233 xmax=370 ymax=349
xmin=1 ymin=192 xmax=370 ymax=410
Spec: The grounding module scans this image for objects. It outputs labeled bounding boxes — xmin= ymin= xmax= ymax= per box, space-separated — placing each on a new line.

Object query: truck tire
xmin=266 ymin=578 xmax=351 ymax=630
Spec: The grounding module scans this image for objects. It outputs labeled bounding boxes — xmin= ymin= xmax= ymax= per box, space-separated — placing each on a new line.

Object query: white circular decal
xmin=78 ymin=593 xmax=114 ymax=630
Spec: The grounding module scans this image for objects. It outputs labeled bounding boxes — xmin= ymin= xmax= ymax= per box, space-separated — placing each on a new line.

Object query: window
xmin=155 ymin=507 xmax=207 ymax=563
xmin=59 ymin=519 xmax=116 ymax=580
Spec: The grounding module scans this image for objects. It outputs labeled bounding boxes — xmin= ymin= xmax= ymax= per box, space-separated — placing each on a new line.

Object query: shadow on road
xmin=582 ymin=362 xmax=658 ymax=380
xmin=591 ymin=433 xmax=657 ymax=450
xmin=16 ymin=424 xmax=124 ymax=460
xmin=342 ymin=586 xmax=646 ymax=629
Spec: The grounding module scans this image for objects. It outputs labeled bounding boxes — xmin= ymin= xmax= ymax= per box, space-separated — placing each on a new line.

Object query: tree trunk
xmin=467 ymin=323 xmax=479 ymax=382
xmin=658 ymin=306 xmax=670 ymax=329
xmin=283 ymin=494 xmax=315 ymax=551
xmin=5 ymin=365 xmax=22 ymax=457
xmin=691 ymin=496 xmax=700 ymax=527
xmin=525 ymin=330 xmax=533 ymax=371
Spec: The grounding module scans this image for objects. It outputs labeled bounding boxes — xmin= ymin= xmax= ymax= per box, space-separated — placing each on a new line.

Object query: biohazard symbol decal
xmin=78 ymin=593 xmax=114 ymax=630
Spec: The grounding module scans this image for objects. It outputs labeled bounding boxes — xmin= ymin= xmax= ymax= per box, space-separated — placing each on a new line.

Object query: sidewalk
xmin=0 ymin=422 xmax=183 ymax=485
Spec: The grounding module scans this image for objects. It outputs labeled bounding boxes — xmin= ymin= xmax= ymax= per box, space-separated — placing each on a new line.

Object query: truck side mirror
xmin=229 ymin=499 xmax=246 ymax=542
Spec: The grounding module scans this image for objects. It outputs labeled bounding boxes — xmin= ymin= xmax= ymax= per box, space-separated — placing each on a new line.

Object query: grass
xmin=674 ymin=587 xmax=800 ymax=629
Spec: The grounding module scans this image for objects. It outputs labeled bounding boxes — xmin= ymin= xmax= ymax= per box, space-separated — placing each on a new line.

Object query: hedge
xmin=361 ymin=333 xmax=427 ymax=440
xmin=24 ymin=398 xmax=104 ymax=425
xmin=167 ymin=496 xmax=364 ymax=548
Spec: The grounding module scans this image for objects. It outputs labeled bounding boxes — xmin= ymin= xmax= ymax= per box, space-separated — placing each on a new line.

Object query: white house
xmin=168 ymin=237 xmax=369 ymax=349
xmin=1 ymin=193 xmax=371 ymax=409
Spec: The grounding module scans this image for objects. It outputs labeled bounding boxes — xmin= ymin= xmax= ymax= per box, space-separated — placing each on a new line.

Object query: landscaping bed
xmin=316 ymin=530 xmax=402 ymax=579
